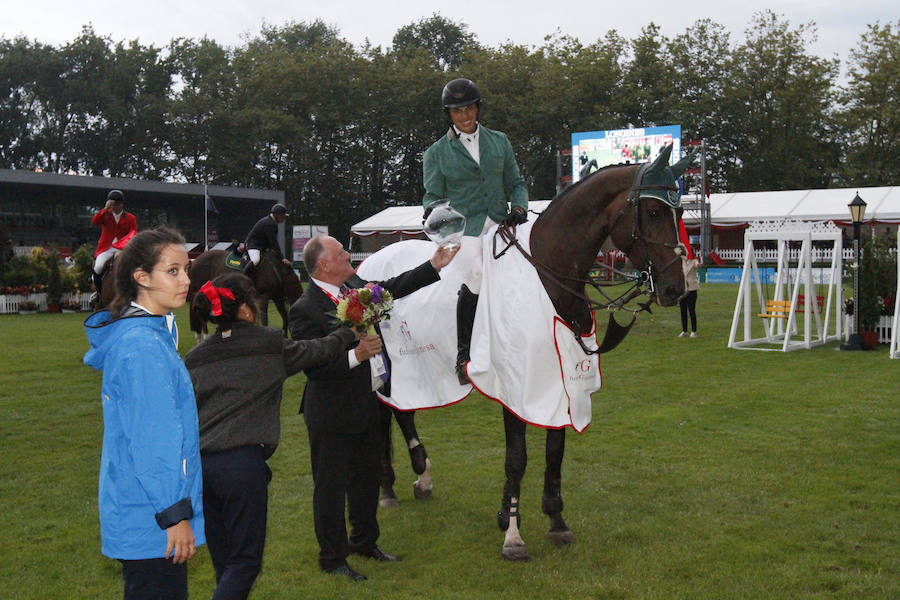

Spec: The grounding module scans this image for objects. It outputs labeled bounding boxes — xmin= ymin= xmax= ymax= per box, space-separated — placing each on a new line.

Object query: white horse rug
xmin=356 ymin=222 xmax=602 ymax=431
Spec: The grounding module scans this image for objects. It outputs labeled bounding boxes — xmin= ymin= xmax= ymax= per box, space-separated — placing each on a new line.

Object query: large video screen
xmin=571 ymin=125 xmax=681 ymax=183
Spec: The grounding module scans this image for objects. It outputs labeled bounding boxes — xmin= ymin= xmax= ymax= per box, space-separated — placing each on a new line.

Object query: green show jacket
xmin=423 ymin=125 xmax=528 ymax=236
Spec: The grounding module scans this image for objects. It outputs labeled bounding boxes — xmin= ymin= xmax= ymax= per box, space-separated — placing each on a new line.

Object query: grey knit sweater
xmin=184 ymin=322 xmax=355 ymax=457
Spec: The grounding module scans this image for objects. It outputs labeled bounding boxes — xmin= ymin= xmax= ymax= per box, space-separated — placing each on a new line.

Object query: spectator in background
xmin=679 ymin=249 xmax=700 ymax=338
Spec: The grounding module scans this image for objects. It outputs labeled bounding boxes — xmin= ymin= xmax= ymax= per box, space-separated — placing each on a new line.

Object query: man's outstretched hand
xmin=430 ymin=245 xmax=460 ymax=271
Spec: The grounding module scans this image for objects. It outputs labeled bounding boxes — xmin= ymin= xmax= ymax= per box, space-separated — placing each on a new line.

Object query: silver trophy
xmin=423 ymin=201 xmax=466 ymax=251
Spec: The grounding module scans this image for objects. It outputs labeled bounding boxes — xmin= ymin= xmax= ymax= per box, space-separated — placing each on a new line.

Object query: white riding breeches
xmin=248 ymin=249 xmax=261 ymax=266
xmin=93 ymin=247 xmax=119 ymax=274
xmin=455 ymin=218 xmax=496 ymax=294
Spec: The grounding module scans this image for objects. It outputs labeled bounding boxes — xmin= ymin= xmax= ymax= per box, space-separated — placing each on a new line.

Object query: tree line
xmin=1 ymin=12 xmax=898 ymax=240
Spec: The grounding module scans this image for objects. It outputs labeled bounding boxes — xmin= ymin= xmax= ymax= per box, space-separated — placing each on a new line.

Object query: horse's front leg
xmin=499 ymin=408 xmax=529 ymax=561
xmin=258 ymin=297 xmax=269 ymax=327
xmin=393 ymin=409 xmax=432 ymax=499
xmin=274 ymin=296 xmax=289 ymax=337
xmin=544 ymin=428 xmax=575 ymax=545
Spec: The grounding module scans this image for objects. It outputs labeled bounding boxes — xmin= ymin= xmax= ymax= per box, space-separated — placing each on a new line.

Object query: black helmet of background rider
xmin=271 ymin=203 xmax=289 ymax=222
xmin=107 ymin=189 xmax=125 ymax=205
xmin=441 ymin=78 xmax=481 ymax=124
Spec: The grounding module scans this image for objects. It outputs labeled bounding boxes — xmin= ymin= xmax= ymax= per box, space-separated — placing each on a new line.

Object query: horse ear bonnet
xmin=637 ymin=145 xmax=697 ymax=208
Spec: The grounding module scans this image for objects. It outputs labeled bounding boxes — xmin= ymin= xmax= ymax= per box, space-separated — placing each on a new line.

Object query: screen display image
xmin=571 ymin=125 xmax=681 ymax=183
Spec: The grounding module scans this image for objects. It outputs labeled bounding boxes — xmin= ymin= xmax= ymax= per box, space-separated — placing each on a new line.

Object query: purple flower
xmin=371 ymin=285 xmax=382 ymax=304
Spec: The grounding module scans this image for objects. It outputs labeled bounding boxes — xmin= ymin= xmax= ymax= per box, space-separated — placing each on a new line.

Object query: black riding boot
xmin=455 ymin=285 xmax=478 ymax=385
xmin=90 ymin=272 xmax=103 ymax=304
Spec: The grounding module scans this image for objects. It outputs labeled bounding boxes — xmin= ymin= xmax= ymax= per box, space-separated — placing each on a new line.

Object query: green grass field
xmin=0 ymin=284 xmax=897 ymax=599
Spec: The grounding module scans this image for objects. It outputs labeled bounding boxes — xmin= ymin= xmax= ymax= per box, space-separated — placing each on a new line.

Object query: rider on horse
xmin=241 ymin=203 xmax=292 ymax=273
xmin=422 ymin=78 xmax=529 ymax=384
xmin=90 ymin=189 xmax=137 ymax=304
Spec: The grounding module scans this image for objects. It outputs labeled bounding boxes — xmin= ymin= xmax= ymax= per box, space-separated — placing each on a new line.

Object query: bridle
xmin=492 ymin=162 xmax=683 ymax=354
xmin=607 ymin=161 xmax=686 ymax=291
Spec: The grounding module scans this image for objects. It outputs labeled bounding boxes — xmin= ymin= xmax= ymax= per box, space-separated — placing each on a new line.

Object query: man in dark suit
xmin=288 ymin=235 xmax=457 ymax=581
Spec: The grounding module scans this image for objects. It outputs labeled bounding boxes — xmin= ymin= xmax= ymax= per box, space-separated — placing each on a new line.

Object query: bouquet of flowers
xmin=336 ymin=283 xmax=393 ymax=379
xmin=336 ymin=283 xmax=394 ymax=335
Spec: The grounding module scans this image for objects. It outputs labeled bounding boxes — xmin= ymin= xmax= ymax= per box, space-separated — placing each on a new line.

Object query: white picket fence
xmin=714 ymin=247 xmax=857 ymax=263
xmin=0 ymin=292 xmax=92 ymax=314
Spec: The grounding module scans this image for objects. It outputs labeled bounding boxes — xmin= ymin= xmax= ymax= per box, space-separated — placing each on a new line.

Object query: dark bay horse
xmin=359 ymin=144 xmax=694 ymax=560
xmin=493 ymin=145 xmax=694 ymax=560
xmin=93 ymin=256 xmax=118 ymax=309
xmin=187 ymin=249 xmax=302 ymax=338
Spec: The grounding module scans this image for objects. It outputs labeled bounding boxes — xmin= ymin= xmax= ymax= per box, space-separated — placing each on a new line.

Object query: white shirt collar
xmin=311 ymin=277 xmax=342 ymax=299
xmin=453 ymin=122 xmax=480 ymax=141
xmin=454 ymin=123 xmax=480 ymax=164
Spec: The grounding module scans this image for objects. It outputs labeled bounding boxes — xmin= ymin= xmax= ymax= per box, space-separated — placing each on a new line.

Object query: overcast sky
xmin=2 ymin=0 xmax=895 ymax=74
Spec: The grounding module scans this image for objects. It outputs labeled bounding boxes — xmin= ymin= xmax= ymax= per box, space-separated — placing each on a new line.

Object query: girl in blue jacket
xmin=84 ymin=226 xmax=204 ymax=600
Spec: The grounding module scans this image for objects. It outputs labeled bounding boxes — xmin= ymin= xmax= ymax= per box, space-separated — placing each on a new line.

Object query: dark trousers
xmin=680 ymin=290 xmax=698 ymax=332
xmin=119 ymin=557 xmax=187 ymax=600
xmin=202 ymin=445 xmax=271 ymax=600
xmin=308 ymin=418 xmax=381 ymax=571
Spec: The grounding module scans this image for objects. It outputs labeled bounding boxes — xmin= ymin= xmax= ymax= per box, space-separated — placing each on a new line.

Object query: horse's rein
xmin=492 ymin=224 xmax=645 ymax=314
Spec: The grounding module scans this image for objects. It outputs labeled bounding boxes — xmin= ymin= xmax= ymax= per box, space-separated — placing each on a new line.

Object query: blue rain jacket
xmin=84 ymin=307 xmax=205 ymax=559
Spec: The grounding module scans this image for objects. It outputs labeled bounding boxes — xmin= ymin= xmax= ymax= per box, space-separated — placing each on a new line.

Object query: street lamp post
xmin=841 ymin=192 xmax=868 ymax=351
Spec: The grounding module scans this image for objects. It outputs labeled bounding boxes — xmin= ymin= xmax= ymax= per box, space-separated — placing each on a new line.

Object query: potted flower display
xmin=60 ymin=299 xmax=82 ymax=313
xmin=18 ymin=300 xmax=39 ymax=314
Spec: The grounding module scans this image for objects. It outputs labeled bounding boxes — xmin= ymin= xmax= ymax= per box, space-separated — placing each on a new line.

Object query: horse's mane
xmin=537 ymin=162 xmax=631 ymax=222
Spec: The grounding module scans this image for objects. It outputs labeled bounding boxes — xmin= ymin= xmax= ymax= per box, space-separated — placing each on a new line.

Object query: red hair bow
xmin=199 ymin=281 xmax=236 ymax=316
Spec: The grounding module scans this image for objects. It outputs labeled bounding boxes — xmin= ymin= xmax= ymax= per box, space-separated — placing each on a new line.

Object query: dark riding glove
xmin=502 ymin=206 xmax=528 ymax=227
xmin=422 ymin=205 xmax=434 ymax=224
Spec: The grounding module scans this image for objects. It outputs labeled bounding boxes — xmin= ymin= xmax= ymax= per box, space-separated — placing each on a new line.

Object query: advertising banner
xmin=292 ymin=225 xmax=328 ymax=262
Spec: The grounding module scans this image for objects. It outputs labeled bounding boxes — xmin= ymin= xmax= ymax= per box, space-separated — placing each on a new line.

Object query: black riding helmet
xmin=271 ymin=203 xmax=289 ymax=217
xmin=107 ymin=189 xmax=124 ymax=204
xmin=442 ymin=78 xmax=481 ymax=121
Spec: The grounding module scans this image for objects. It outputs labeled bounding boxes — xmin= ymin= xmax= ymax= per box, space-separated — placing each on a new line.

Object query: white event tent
xmin=699 ymin=186 xmax=900 ymax=228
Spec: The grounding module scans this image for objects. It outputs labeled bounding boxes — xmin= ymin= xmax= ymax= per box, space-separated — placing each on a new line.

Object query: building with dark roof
xmin=0 ymin=169 xmax=284 ymax=255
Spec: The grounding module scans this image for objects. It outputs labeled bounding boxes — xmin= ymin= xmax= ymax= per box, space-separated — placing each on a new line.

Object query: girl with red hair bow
xmin=185 ymin=273 xmax=360 ymax=600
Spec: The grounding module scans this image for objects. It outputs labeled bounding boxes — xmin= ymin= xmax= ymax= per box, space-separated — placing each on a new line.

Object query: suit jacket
xmin=422 ymin=125 xmax=528 ymax=236
xmin=288 ymin=262 xmax=441 ymax=434
xmin=92 ymin=209 xmax=137 ymax=256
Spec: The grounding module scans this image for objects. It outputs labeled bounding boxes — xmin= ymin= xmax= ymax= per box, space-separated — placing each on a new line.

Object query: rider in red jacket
xmin=91 ymin=189 xmax=137 ymax=302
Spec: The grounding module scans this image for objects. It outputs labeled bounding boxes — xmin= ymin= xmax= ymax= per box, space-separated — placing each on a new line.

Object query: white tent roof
xmin=350 ymin=186 xmax=900 ymax=235
xmin=702 ymin=186 xmax=900 ymax=225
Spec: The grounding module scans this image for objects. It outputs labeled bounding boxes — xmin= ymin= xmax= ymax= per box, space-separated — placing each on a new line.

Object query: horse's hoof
xmin=412 ymin=481 xmax=432 ymax=500
xmin=379 ymin=488 xmax=399 ymax=508
xmin=379 ymin=496 xmax=399 ymax=508
xmin=501 ymin=543 xmax=530 ymax=562
xmin=547 ymin=529 xmax=575 ymax=546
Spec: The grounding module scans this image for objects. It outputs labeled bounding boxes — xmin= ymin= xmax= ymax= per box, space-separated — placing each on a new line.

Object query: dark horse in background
xmin=187 ymin=248 xmax=303 ymax=338
xmin=93 ymin=256 xmax=118 ymax=309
